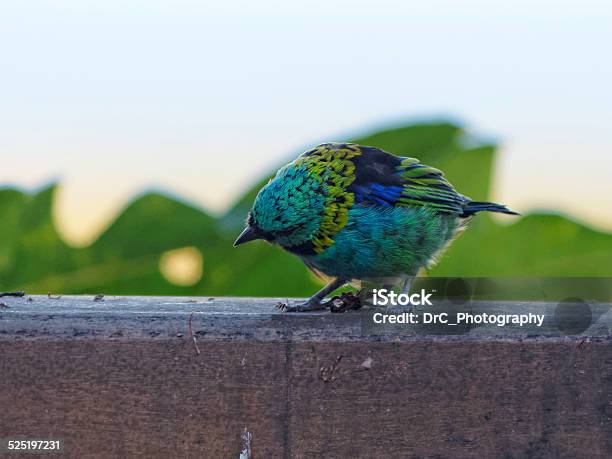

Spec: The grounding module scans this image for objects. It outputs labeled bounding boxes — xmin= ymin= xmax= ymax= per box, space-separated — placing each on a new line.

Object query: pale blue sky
xmin=1 ymin=0 xmax=611 ymax=244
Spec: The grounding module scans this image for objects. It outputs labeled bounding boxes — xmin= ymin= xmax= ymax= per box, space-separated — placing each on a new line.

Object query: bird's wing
xmin=292 ymin=143 xmax=468 ymax=253
xmin=348 ymin=145 xmax=469 ymax=214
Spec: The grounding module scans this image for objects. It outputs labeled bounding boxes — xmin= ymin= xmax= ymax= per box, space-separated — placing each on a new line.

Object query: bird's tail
xmin=461 ymin=201 xmax=519 ymax=217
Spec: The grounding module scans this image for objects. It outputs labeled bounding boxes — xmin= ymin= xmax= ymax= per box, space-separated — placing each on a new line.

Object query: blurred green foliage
xmin=1 ymin=122 xmax=611 ymax=296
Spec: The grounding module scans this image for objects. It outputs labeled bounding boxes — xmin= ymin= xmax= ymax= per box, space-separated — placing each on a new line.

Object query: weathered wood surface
xmin=0 ymin=296 xmax=611 ymax=458
xmin=2 ymin=295 xmax=610 ymax=340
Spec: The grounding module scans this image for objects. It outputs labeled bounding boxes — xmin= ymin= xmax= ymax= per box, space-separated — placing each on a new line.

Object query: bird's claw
xmin=276 ymin=300 xmax=326 ymax=312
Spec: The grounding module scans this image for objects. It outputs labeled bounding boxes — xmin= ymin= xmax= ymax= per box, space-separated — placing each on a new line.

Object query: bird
xmin=234 ymin=143 xmax=518 ymax=312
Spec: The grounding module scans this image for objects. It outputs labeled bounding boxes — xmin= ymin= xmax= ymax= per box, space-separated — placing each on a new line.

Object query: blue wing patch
xmin=352 ymin=182 xmax=404 ymax=207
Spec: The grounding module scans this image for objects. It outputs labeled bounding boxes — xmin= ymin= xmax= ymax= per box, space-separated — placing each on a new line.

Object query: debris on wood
xmin=326 ymin=291 xmax=362 ymax=313
xmin=0 ymin=291 xmax=25 ymax=298
xmin=239 ymin=427 xmax=252 ymax=459
xmin=319 ymin=355 xmax=344 ymax=382
xmin=360 ymin=357 xmax=374 ymax=370
xmin=188 ymin=312 xmax=201 ymax=355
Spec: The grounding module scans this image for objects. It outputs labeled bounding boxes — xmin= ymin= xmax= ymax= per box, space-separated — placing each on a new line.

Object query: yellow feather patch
xmin=295 ymin=143 xmax=361 ymax=253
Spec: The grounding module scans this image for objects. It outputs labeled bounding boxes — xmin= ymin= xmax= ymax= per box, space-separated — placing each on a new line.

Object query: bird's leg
xmin=401 ymin=277 xmax=413 ymax=295
xmin=401 ymin=276 xmax=415 ymax=313
xmin=281 ymin=278 xmax=347 ymax=312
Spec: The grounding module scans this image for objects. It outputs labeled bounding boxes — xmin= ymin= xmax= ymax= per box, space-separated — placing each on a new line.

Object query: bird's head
xmin=233 ymin=163 xmax=325 ymax=250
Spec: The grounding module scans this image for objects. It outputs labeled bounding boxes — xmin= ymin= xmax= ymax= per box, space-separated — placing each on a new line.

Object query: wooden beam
xmin=0 ymin=295 xmax=610 ymax=458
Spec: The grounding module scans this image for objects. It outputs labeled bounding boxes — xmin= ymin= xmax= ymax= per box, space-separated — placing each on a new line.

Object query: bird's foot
xmin=276 ymin=300 xmax=327 ymax=312
xmin=276 ymin=290 xmax=362 ymax=313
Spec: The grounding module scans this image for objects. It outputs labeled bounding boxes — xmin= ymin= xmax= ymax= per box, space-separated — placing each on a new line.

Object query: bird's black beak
xmin=233 ymin=226 xmax=262 ymax=247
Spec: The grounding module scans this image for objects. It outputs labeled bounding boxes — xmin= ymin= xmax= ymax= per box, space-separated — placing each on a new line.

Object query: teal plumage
xmin=304 ymin=206 xmax=458 ymax=279
xmin=234 ymin=143 xmax=518 ymax=311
